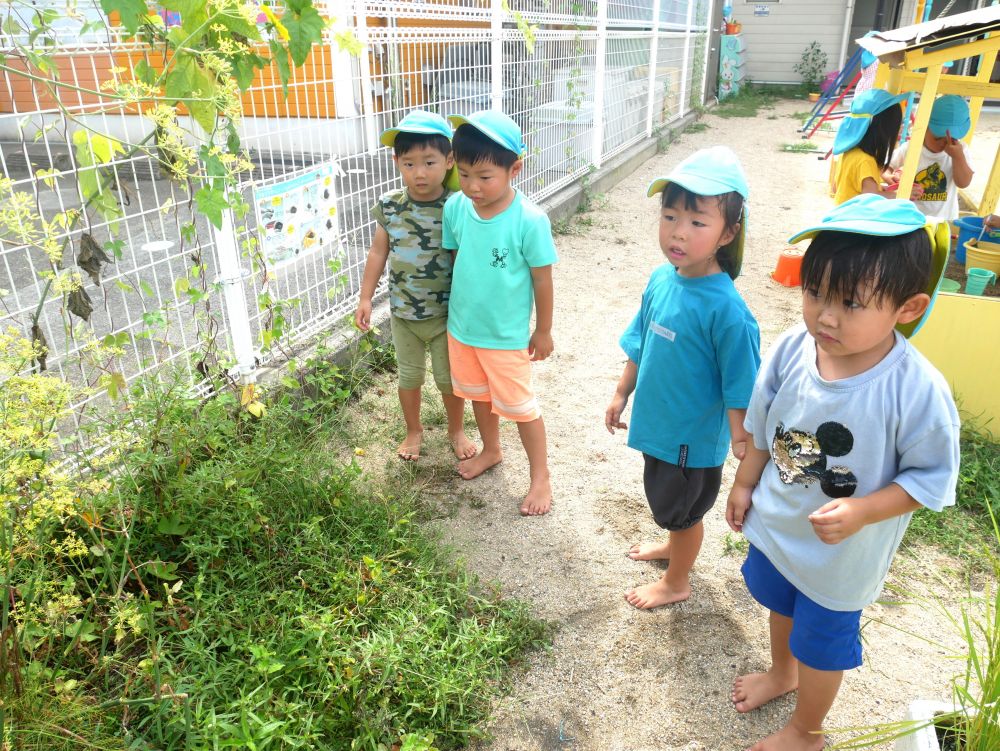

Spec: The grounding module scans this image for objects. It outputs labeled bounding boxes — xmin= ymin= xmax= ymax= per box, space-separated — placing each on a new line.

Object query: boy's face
xmin=658 ymin=195 xmax=737 ymax=278
xmin=923 ymin=129 xmax=951 ymax=153
xmin=802 ymin=276 xmax=929 ymax=368
xmin=456 ymin=158 xmax=522 ymax=216
xmin=393 ymin=143 xmax=453 ymax=202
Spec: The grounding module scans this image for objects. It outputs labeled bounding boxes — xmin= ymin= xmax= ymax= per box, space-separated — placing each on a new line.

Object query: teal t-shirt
xmin=620 ymin=264 xmax=761 ymax=468
xmin=443 ymin=191 xmax=558 ymax=350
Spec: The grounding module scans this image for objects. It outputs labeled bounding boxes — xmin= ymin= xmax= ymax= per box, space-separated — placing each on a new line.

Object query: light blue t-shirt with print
xmin=620 ymin=264 xmax=760 ymax=468
xmin=443 ymin=191 xmax=558 ymax=350
xmin=743 ymin=323 xmax=961 ymax=612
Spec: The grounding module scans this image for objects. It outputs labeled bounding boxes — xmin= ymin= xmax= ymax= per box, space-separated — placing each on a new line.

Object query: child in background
xmin=726 ymin=194 xmax=959 ymax=751
xmin=889 ymin=94 xmax=974 ymax=221
xmin=832 ymin=89 xmax=920 ymax=204
xmin=443 ymin=110 xmax=558 ymax=516
xmin=605 ymin=146 xmax=760 ymax=608
xmin=354 ymin=110 xmax=476 ymax=462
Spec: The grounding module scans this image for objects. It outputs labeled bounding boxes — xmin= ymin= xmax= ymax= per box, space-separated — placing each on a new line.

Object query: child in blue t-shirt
xmin=725 ymin=194 xmax=960 ymax=751
xmin=605 ymin=146 xmax=761 ymax=609
xmin=442 ymin=110 xmax=558 ymax=516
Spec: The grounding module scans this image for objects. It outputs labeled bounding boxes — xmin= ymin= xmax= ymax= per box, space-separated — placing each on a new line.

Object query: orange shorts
xmin=447 ymin=333 xmax=541 ymax=422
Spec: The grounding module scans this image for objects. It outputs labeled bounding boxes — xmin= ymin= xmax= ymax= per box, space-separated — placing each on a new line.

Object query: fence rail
xmin=0 ymin=0 xmax=711 ymax=413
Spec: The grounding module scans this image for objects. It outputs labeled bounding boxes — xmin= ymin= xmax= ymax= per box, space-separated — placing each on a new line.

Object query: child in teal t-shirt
xmin=442 ymin=110 xmax=558 ymax=516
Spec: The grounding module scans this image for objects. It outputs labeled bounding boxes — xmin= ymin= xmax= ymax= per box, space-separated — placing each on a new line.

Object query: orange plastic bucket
xmin=772 ymin=247 xmax=805 ymax=287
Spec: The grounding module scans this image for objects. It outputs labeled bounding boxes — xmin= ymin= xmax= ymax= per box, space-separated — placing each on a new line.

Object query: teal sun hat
xmin=447 ymin=110 xmax=527 ymax=158
xmin=646 ymin=145 xmax=750 ymax=279
xmin=787 ymin=193 xmax=950 ymax=338
xmin=832 ymin=88 xmax=908 ymax=155
xmin=928 ymin=94 xmax=971 ymax=140
xmin=379 ymin=110 xmax=460 ymax=191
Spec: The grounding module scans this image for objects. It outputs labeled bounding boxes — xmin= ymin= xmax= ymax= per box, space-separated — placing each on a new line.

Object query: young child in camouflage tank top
xmin=354 ymin=110 xmax=476 ymax=461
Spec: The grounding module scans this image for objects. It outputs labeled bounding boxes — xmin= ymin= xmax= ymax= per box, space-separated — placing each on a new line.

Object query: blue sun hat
xmin=379 ymin=110 xmax=460 ymax=191
xmin=447 ymin=110 xmax=527 ymax=158
xmin=787 ymin=193 xmax=950 ymax=338
xmin=928 ymin=94 xmax=971 ymax=140
xmin=646 ymin=145 xmax=750 ymax=279
xmin=833 ymin=89 xmax=909 ymax=155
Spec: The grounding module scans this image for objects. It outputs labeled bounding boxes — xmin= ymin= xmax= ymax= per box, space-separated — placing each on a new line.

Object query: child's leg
xmin=426 ymin=323 xmax=476 ymax=459
xmin=447 ymin=334 xmax=502 ymax=477
xmin=390 ymin=316 xmax=427 ymax=459
xmin=732 ymin=610 xmax=798 ymax=712
xmin=625 ymin=521 xmax=701 ymax=608
xmin=516 ymin=417 xmax=551 ymax=516
xmin=747 ymin=665 xmax=841 ymax=751
xmin=458 ymin=400 xmax=502 ymax=478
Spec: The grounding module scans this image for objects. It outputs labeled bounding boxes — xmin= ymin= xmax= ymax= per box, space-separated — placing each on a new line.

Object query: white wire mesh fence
xmin=0 ymin=0 xmax=711 ymax=413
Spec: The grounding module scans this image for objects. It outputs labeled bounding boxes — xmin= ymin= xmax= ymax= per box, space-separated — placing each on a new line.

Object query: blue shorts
xmin=742 ymin=544 xmax=863 ymax=671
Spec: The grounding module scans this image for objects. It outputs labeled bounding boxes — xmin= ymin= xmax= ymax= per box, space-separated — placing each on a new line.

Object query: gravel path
xmin=349 ymin=98 xmax=988 ymax=751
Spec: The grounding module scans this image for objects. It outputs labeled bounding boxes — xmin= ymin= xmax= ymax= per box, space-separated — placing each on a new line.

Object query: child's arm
xmin=728 ymin=408 xmax=749 ymax=460
xmin=354 ymin=226 xmax=390 ymax=332
xmin=725 ymin=437 xmax=770 ymax=532
xmin=528 ymin=265 xmax=554 ymax=361
xmin=944 ymin=136 xmax=974 ymax=188
xmin=605 ymin=360 xmax=637 ymax=434
xmin=865 ymin=177 xmax=924 ymax=201
xmin=808 ymin=484 xmax=920 ymax=545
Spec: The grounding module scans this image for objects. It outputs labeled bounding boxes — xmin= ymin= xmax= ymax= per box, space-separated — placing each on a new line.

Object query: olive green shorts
xmin=390 ymin=315 xmax=453 ymax=393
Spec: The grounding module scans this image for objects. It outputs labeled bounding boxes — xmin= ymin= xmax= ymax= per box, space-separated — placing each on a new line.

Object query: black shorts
xmin=642 ymin=454 xmax=723 ymax=531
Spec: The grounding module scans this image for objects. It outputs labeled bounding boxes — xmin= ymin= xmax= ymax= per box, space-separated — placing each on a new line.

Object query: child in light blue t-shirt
xmin=605 ymin=146 xmax=761 ymax=610
xmin=725 ymin=194 xmax=960 ymax=751
xmin=442 ymin=110 xmax=558 ymax=517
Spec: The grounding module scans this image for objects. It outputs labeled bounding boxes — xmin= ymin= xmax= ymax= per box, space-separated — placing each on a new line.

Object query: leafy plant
xmin=794 ymin=41 xmax=829 ymax=92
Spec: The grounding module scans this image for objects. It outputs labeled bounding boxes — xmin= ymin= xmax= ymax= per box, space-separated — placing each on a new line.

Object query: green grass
xmin=907 ymin=425 xmax=1000 ymax=568
xmin=3 ymin=348 xmax=546 ymax=750
xmin=684 ymin=121 xmax=709 ymax=133
xmin=781 ymin=141 xmax=821 ymax=153
xmin=715 ymin=87 xmax=779 ymax=118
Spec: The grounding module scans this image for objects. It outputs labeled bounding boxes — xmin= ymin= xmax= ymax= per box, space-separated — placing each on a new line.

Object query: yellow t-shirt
xmin=834 ymin=148 xmax=882 ymax=205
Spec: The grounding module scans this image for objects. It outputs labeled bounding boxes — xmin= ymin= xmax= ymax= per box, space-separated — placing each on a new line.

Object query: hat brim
xmin=447 ymin=115 xmax=526 ymax=157
xmin=379 ymin=124 xmax=451 ymax=147
xmin=788 ymin=220 xmax=950 ymax=338
xmin=833 ymin=93 xmax=909 ymax=155
xmin=928 ymin=121 xmax=971 ymax=140
xmin=647 ymin=175 xmax=746 ymax=200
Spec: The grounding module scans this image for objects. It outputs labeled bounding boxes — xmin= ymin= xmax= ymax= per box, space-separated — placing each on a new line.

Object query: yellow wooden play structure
xmin=860 ymin=7 xmax=1000 ymax=433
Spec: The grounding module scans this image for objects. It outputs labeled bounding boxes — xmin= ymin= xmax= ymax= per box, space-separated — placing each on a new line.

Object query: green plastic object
xmin=965 ymin=267 xmax=997 ymax=296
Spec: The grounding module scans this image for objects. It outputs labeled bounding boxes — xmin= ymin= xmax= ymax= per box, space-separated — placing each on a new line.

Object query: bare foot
xmin=397 ymin=430 xmax=423 ymax=461
xmin=449 ymin=431 xmax=478 ymax=460
xmin=746 ymin=723 xmax=825 ymax=751
xmin=732 ymin=671 xmax=798 ymax=714
xmin=520 ymin=474 xmax=552 ymax=516
xmin=457 ymin=449 xmax=502 ymax=480
xmin=627 ymin=540 xmax=671 ymax=561
xmin=624 ymin=575 xmax=689 ymax=609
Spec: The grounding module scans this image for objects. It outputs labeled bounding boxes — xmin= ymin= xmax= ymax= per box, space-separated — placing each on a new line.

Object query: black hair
xmin=857 ymin=104 xmax=903 ymax=169
xmin=800 ymin=228 xmax=931 ymax=308
xmin=452 ymin=124 xmax=519 ymax=168
xmin=660 ymin=181 xmax=744 ymax=278
xmin=393 ymin=131 xmax=452 ymax=158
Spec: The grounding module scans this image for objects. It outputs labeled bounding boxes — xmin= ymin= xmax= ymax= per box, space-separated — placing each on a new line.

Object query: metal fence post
xmin=646 ymin=0 xmax=662 ymax=137
xmin=680 ymin=0 xmax=695 ymax=117
xmin=701 ymin=0 xmax=716 ymax=104
xmin=491 ymin=0 xmax=503 ymax=109
xmin=354 ymin=0 xmax=379 ymax=154
xmin=591 ymin=2 xmax=608 ymax=168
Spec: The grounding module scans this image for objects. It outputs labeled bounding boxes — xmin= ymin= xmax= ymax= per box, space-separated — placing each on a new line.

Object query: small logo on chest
xmin=491 ymin=248 xmax=509 ymax=268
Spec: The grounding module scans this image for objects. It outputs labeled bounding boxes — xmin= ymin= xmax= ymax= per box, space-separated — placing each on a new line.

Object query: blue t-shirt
xmin=443 ymin=191 xmax=558 ymax=350
xmin=743 ymin=324 xmax=960 ymax=611
xmin=620 ymin=264 xmax=760 ymax=468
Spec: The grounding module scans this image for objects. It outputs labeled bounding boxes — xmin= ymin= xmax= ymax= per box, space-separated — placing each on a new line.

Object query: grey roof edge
xmin=858 ymin=6 xmax=1000 ymax=59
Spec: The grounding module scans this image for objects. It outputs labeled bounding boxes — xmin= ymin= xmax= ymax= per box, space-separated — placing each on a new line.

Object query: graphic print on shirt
xmin=491 ymin=247 xmax=509 ymax=269
xmin=772 ymin=421 xmax=858 ymax=498
xmin=915 ymin=162 xmax=947 ymax=203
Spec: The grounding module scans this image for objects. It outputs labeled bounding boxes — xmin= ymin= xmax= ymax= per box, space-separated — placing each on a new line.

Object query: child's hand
xmin=725 ymin=483 xmax=753 ymax=532
xmin=354 ymin=300 xmax=372 ymax=332
xmin=942 ymin=131 xmax=964 ymax=159
xmin=808 ymin=498 xmax=867 ymax=544
xmin=908 ymin=182 xmax=924 ymax=201
xmin=528 ymin=330 xmax=553 ymax=361
xmin=605 ymin=394 xmax=628 ymax=434
xmin=731 ymin=439 xmax=747 ymax=461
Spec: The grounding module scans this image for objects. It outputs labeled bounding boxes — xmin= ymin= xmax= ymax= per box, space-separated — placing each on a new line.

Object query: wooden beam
xmin=894 ymin=72 xmax=1000 ymax=98
xmin=903 ymin=35 xmax=1000 ymax=68
xmin=897 ymin=63 xmax=942 ymax=200
xmin=979 ymin=145 xmax=1000 ymax=217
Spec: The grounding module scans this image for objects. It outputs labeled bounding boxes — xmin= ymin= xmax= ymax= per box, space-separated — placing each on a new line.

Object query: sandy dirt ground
xmin=347 ymin=98 xmax=997 ymax=751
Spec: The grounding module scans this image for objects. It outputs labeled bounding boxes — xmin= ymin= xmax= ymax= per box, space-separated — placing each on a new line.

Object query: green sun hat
xmin=646 ymin=145 xmax=749 ymax=279
xmin=787 ymin=193 xmax=949 ymax=338
xmin=832 ymin=89 xmax=908 ymax=155
xmin=447 ymin=110 xmax=526 ymax=158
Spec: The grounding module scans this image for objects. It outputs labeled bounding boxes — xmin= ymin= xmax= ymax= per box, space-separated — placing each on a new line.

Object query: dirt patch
xmin=344 ymin=99 xmax=985 ymax=751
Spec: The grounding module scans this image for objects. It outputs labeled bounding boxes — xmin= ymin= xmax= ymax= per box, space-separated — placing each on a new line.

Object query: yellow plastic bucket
xmin=964 ymin=240 xmax=1000 ymax=276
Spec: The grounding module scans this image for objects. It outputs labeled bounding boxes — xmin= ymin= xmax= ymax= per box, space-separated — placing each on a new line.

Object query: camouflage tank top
xmin=371 ymin=188 xmax=453 ymax=320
